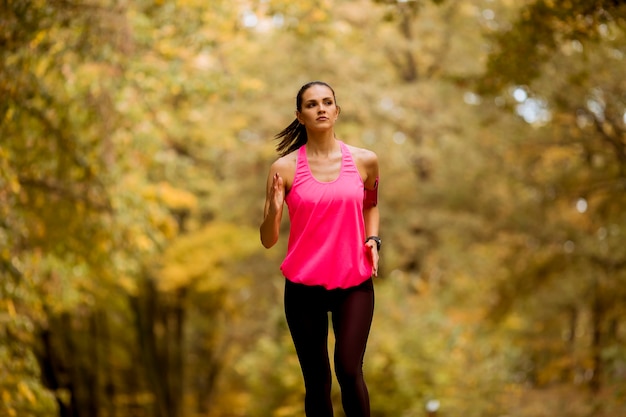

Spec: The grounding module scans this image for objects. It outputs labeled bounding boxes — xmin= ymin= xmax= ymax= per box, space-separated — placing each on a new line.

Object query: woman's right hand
xmin=260 ymin=169 xmax=286 ymax=248
xmin=268 ymin=172 xmax=285 ymax=215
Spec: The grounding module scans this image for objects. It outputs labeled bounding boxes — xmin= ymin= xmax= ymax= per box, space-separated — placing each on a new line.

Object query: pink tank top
xmin=280 ymin=141 xmax=373 ymax=289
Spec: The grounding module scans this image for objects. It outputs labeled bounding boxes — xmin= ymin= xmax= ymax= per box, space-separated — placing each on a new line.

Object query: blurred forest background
xmin=1 ymin=0 xmax=626 ymax=416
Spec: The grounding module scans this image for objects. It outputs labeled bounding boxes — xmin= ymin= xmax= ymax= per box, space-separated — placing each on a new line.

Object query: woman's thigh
xmin=284 ymin=281 xmax=332 ymax=378
xmin=332 ymin=279 xmax=375 ymax=373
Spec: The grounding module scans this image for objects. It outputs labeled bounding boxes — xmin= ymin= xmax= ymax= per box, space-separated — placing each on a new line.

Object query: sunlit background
xmin=2 ymin=0 xmax=625 ymax=416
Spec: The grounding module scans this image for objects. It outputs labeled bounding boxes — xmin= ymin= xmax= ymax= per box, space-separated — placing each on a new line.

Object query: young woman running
xmin=260 ymin=81 xmax=380 ymax=417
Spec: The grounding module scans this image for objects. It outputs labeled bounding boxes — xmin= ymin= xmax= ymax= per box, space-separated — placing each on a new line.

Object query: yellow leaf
xmin=18 ymin=381 xmax=36 ymax=404
xmin=7 ymin=300 xmax=16 ymax=318
xmin=155 ymin=182 xmax=198 ymax=211
xmin=239 ymin=77 xmax=265 ymax=92
xmin=2 ymin=390 xmax=10 ymax=405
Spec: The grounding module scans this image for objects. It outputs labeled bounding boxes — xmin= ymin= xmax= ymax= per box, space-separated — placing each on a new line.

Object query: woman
xmin=260 ymin=81 xmax=380 ymax=417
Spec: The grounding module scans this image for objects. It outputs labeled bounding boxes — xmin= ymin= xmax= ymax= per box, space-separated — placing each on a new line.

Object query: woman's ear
xmin=295 ymin=110 xmax=303 ymax=125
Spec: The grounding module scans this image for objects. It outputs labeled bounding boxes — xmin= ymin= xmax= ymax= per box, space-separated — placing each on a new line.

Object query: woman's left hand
xmin=365 ymin=242 xmax=379 ymax=277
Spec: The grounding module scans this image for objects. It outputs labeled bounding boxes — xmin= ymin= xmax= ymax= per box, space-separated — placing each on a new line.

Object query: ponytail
xmin=275 ymin=118 xmax=307 ymax=157
xmin=274 ymin=81 xmax=336 ymax=157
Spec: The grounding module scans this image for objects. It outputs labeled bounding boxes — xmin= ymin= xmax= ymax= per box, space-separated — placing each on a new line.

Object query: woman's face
xmin=296 ymin=84 xmax=339 ymax=129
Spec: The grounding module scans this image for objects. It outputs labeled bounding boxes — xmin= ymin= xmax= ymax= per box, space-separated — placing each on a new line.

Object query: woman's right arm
xmin=260 ymin=161 xmax=286 ymax=248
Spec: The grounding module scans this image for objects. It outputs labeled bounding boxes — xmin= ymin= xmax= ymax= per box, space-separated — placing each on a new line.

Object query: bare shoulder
xmin=346 ymin=144 xmax=378 ymax=169
xmin=271 ymin=149 xmax=297 ymax=172
xmin=269 ymin=149 xmax=298 ymax=188
xmin=345 ymin=144 xmax=379 ymax=187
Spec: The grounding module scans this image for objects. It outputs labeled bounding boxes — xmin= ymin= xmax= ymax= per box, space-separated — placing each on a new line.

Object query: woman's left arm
xmin=362 ymin=150 xmax=380 ymax=276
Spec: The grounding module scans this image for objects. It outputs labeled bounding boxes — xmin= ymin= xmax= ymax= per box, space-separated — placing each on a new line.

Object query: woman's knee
xmin=335 ymin=359 xmax=363 ymax=386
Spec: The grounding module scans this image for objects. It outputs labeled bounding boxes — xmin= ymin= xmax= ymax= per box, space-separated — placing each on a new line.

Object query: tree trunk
xmin=87 ymin=312 xmax=100 ymax=417
xmin=131 ymin=277 xmax=169 ymax=417
xmin=589 ymin=275 xmax=604 ymax=393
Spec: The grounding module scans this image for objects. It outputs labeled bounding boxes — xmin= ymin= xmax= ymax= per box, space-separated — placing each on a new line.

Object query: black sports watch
xmin=365 ymin=236 xmax=381 ymax=251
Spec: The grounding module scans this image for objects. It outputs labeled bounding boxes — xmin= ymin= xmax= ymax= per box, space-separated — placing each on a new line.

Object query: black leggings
xmin=284 ymin=278 xmax=374 ymax=417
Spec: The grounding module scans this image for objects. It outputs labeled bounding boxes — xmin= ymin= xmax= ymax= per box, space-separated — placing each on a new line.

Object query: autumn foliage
xmin=1 ymin=1 xmax=625 ymax=416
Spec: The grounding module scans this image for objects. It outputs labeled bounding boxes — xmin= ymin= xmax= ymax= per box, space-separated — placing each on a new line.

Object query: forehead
xmin=301 ymin=84 xmax=334 ymax=101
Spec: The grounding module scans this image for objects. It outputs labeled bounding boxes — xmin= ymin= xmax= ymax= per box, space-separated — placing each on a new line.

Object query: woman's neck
xmin=306 ymin=131 xmax=339 ymax=157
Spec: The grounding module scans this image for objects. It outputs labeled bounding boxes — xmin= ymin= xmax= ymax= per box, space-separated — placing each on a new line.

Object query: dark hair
xmin=275 ymin=81 xmax=337 ymax=157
